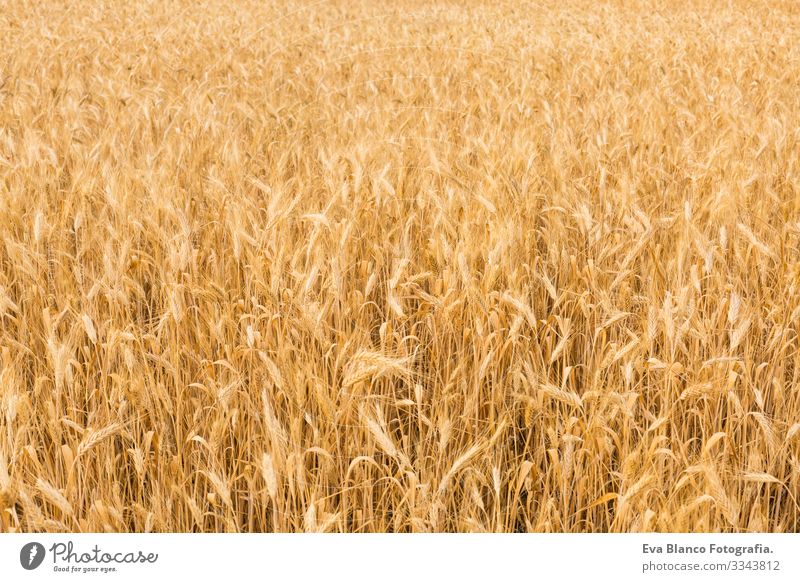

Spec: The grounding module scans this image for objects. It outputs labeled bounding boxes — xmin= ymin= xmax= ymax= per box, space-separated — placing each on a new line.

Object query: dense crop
xmin=1 ymin=0 xmax=800 ymax=532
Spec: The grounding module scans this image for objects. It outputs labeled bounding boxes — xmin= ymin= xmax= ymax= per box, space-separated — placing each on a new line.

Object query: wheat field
xmin=1 ymin=0 xmax=800 ymax=533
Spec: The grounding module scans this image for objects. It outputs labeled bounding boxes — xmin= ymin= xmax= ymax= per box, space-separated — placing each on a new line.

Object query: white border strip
xmin=1 ymin=534 xmax=798 ymax=581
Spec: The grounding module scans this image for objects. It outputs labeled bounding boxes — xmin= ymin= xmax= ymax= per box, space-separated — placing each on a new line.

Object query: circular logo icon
xmin=20 ymin=542 xmax=46 ymax=570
